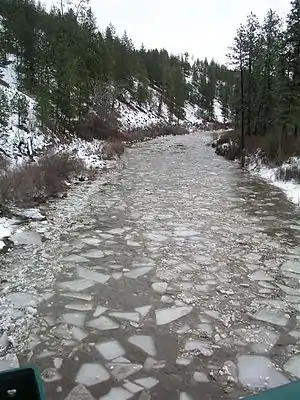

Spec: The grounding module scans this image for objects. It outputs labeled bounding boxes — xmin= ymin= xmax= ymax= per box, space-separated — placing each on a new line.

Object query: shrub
xmin=76 ymin=112 xmax=124 ymax=141
xmin=277 ymin=164 xmax=300 ymax=183
xmin=102 ymin=140 xmax=125 ymax=160
xmin=0 ymin=152 xmax=87 ymax=206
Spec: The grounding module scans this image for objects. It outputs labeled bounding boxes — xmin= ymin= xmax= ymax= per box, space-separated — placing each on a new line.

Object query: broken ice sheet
xmin=281 ymin=260 xmax=300 ymax=275
xmin=108 ymin=228 xmax=125 ymax=235
xmin=64 ymin=385 xmax=96 ymax=400
xmin=248 ymin=327 xmax=279 ymax=353
xmin=284 ymin=355 xmax=300 ymax=378
xmin=128 ymin=335 xmax=156 ymax=356
xmin=109 ymin=363 xmax=143 ymax=381
xmin=63 ymin=312 xmax=86 ymax=327
xmin=161 ymin=295 xmax=174 ymax=304
xmin=180 ymin=393 xmax=193 ymax=400
xmin=174 ymin=228 xmax=200 ymax=237
xmin=77 ymin=267 xmax=110 ymax=284
xmin=81 ymin=250 xmax=105 ymax=259
xmin=277 ymin=283 xmax=300 ymax=296
xmin=152 ymin=282 xmax=168 ymax=294
xmin=193 ymin=372 xmax=209 ymax=382
xmin=7 ymin=292 xmax=35 ymax=308
xmin=288 ymin=330 xmax=300 ymax=339
xmin=58 ymin=279 xmax=95 ymax=292
xmin=135 ymin=305 xmax=151 ymax=318
xmin=184 ymin=340 xmax=213 ymax=357
xmin=11 ymin=230 xmax=42 ymax=245
xmin=109 ymin=312 xmax=140 ymax=323
xmin=144 ymin=357 xmax=165 ymax=371
xmin=100 ymin=388 xmax=133 ymax=400
xmin=176 ymin=358 xmax=193 ymax=366
xmin=63 ymin=254 xmax=89 ymax=263
xmin=37 ymin=350 xmax=56 ymax=359
xmin=155 ymin=306 xmax=193 ymax=326
xmin=62 ymin=292 xmax=93 ymax=301
xmin=134 ymin=377 xmax=159 ymax=389
xmin=112 ymin=272 xmax=123 ymax=280
xmin=254 ymin=309 xmax=289 ymax=327
xmin=66 ymin=302 xmax=93 ymax=311
xmin=81 ymin=238 xmax=101 ymax=245
xmin=123 ymin=381 xmax=143 ymax=394
xmin=112 ymin=357 xmax=131 ymax=364
xmin=197 ymin=323 xmax=213 ymax=338
xmin=96 ymin=340 xmax=125 ymax=360
xmin=71 ymin=326 xmax=88 ymax=342
xmin=249 ymin=271 xmax=274 ymax=281
xmin=237 ymin=355 xmax=289 ymax=389
xmin=204 ymin=310 xmax=220 ymax=320
xmin=87 ymin=316 xmax=119 ymax=330
xmin=124 ymin=267 xmax=153 ymax=279
xmin=76 ymin=363 xmax=110 ymax=386
xmin=94 ymin=306 xmax=108 ymax=317
xmin=0 ymin=354 xmax=19 ymax=372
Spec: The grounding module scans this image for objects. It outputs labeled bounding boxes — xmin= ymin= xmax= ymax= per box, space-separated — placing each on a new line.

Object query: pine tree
xmin=228 ymin=23 xmax=248 ymax=166
xmin=286 ymin=0 xmax=300 ymax=137
xmin=0 ymin=88 xmax=9 ymax=132
xmin=11 ymin=92 xmax=29 ymax=127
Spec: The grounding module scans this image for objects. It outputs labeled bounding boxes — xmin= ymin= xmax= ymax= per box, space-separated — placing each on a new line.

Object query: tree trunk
xmin=279 ymin=123 xmax=287 ymax=161
xmin=241 ymin=68 xmax=245 ymax=168
xmin=247 ymin=51 xmax=252 ymax=136
xmin=294 ymin=124 xmax=298 ymax=138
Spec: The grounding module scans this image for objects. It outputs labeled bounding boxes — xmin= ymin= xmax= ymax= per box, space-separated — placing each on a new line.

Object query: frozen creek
xmin=1 ymin=132 xmax=300 ymax=399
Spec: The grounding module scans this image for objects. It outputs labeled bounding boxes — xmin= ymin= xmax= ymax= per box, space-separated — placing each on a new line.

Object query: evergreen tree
xmin=0 ymin=88 xmax=10 ymax=132
xmin=11 ymin=92 xmax=29 ymax=127
xmin=286 ymin=0 xmax=300 ymax=137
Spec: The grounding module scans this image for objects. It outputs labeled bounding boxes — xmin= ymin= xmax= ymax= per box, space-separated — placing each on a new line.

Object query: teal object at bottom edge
xmin=0 ymin=366 xmax=45 ymax=400
xmin=244 ymin=380 xmax=300 ymax=399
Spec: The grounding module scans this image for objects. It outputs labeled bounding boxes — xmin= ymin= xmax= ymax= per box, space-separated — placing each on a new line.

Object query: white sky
xmin=45 ymin=0 xmax=290 ymax=64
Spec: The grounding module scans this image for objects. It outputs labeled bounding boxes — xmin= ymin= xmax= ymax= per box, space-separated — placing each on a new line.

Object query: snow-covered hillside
xmin=0 ymin=59 xmax=219 ymax=164
xmin=117 ymin=85 xmax=208 ymax=130
xmin=0 ymin=59 xmax=52 ymax=163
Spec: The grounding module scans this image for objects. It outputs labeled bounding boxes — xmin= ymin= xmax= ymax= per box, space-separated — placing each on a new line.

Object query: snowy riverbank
xmin=249 ymin=158 xmax=300 ymax=206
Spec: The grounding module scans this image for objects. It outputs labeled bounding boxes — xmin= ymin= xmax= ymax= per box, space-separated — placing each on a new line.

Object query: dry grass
xmin=277 ymin=165 xmax=300 ymax=183
xmin=102 ymin=140 xmax=125 ymax=160
xmin=217 ymin=130 xmax=300 ymax=163
xmin=0 ymin=153 xmax=88 ymax=206
xmin=76 ymin=112 xmax=125 ymax=141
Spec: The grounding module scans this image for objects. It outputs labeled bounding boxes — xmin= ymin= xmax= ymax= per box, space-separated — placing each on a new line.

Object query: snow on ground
xmin=118 ymin=86 xmax=204 ymax=130
xmin=0 ymin=57 xmax=52 ymax=163
xmin=117 ymin=86 xmax=170 ymax=130
xmin=214 ymin=100 xmax=223 ymax=123
xmin=249 ymin=158 xmax=300 ymax=206
xmin=184 ymin=102 xmax=202 ymax=125
xmin=0 ymin=218 xmax=15 ymax=249
xmin=57 ymin=138 xmax=106 ymax=169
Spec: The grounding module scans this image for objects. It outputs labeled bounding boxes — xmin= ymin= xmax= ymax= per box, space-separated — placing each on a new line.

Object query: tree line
xmin=228 ymin=1 xmax=300 ymax=164
xmin=0 ymin=0 xmax=235 ymax=138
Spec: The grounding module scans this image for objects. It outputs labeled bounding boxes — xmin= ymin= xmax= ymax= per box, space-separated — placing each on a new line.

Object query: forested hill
xmin=0 ymin=0 xmax=236 ymax=139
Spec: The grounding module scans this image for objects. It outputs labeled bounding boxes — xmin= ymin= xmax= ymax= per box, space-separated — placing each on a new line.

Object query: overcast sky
xmin=46 ymin=0 xmax=290 ymax=64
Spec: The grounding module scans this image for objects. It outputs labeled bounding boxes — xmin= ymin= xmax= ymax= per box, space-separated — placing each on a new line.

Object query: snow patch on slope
xmin=214 ymin=100 xmax=223 ymax=123
xmin=118 ymin=85 xmax=204 ymax=130
xmin=57 ymin=138 xmax=107 ymax=169
xmin=0 ymin=218 xmax=15 ymax=249
xmin=0 ymin=58 xmax=51 ymax=163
